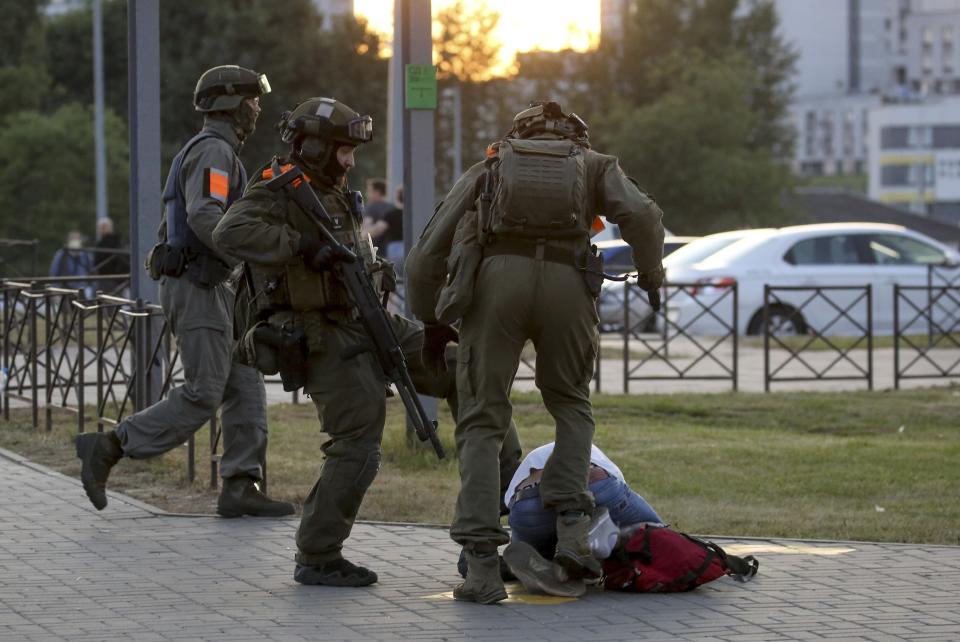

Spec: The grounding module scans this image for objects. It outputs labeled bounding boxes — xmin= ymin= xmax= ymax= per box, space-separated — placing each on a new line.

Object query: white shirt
xmin=504 ymin=442 xmax=625 ymax=507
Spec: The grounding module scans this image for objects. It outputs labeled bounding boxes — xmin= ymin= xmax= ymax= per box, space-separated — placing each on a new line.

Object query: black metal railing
xmin=623 ymin=281 xmax=738 ymax=392
xmin=894 ymin=283 xmax=960 ymax=389
xmin=0 ymin=238 xmax=40 ymax=279
xmin=763 ymin=285 xmax=873 ymax=391
xmin=0 ymin=279 xmax=283 ymax=488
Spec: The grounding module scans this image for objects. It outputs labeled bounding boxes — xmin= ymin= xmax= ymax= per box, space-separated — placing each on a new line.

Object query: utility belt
xmin=509 ymin=465 xmax=612 ymax=505
xmin=146 ymin=242 xmax=232 ymax=289
xmin=483 ymin=237 xmax=604 ymax=297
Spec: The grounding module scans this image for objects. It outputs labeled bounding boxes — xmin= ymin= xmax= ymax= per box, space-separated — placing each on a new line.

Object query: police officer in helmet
xmin=212 ymin=97 xmax=523 ymax=587
xmin=75 ymin=65 xmax=295 ymax=519
xmin=406 ymin=101 xmax=665 ymax=603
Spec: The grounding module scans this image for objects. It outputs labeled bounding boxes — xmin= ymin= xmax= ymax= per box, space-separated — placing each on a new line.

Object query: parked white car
xmin=597 ymin=229 xmax=774 ymax=331
xmin=665 ymin=223 xmax=960 ymax=336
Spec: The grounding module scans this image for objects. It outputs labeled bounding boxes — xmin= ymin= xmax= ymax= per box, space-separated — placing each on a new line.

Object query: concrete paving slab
xmin=0 ymin=449 xmax=958 ymax=641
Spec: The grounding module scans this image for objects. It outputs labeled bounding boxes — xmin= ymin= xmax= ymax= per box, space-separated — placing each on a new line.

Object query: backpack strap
xmin=699 ymin=538 xmax=759 ymax=582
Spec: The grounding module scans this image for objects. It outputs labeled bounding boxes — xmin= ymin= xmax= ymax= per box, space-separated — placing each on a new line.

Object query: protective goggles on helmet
xmin=280 ymin=114 xmax=374 ymax=145
xmin=195 ymin=73 xmax=271 ymax=103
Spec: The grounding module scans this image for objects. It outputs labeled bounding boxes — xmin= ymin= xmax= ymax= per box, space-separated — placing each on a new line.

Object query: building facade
xmin=868 ymin=97 xmax=960 ymax=222
xmin=779 ymin=0 xmax=960 ymax=177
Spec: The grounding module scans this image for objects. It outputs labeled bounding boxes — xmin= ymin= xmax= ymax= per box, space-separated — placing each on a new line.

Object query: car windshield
xmin=664 ymin=234 xmax=748 ymax=268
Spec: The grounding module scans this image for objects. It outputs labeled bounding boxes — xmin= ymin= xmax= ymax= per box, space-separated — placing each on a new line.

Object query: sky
xmin=353 ymin=0 xmax=601 ymax=77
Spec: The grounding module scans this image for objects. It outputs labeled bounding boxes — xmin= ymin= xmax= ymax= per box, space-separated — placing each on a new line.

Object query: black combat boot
xmin=216 ymin=476 xmax=296 ymax=518
xmin=294 ymin=559 xmax=378 ymax=587
xmin=75 ymin=431 xmax=123 ymax=510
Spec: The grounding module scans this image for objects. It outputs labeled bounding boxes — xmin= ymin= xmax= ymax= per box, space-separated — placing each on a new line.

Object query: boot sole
xmin=555 ymin=550 xmax=602 ymax=581
xmin=294 ymin=567 xmax=378 ymax=587
xmin=75 ymin=434 xmax=107 ymax=511
xmin=453 ymin=586 xmax=508 ymax=604
xmin=216 ymin=505 xmax=296 ymax=518
xmin=503 ymin=542 xmax=585 ymax=598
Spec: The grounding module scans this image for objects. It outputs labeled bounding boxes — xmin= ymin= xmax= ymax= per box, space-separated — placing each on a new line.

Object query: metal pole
xmin=866 ymin=284 xmax=873 ymax=391
xmin=29 ymin=291 xmax=38 ymax=429
xmin=77 ymin=302 xmax=86 ymax=433
xmin=93 ymin=0 xmax=108 ymax=225
xmin=623 ymin=284 xmax=630 ymax=394
xmin=400 ymin=0 xmax=438 ymax=439
xmin=893 ymin=284 xmax=900 ymax=390
xmin=127 ymin=0 xmax=160 ymax=305
xmin=732 ymin=283 xmax=739 ymax=392
xmin=128 ymin=0 xmax=162 ymax=405
xmin=452 ymin=81 xmax=463 ymax=180
xmin=763 ymin=285 xmax=771 ymax=393
xmin=387 ymin=1 xmax=405 ymax=198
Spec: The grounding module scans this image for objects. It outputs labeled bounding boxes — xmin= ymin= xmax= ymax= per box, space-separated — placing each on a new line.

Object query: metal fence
xmin=894 ymin=282 xmax=960 ymax=389
xmin=763 ymin=285 xmax=873 ymax=391
xmin=0 ymin=278 xmax=293 ymax=488
xmin=623 ymin=281 xmax=738 ymax=392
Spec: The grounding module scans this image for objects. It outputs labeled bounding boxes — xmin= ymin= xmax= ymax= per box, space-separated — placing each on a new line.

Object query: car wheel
xmin=747 ymin=305 xmax=808 ymax=336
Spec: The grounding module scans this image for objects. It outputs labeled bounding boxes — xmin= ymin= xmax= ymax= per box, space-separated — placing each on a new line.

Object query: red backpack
xmin=602 ymin=524 xmax=759 ymax=592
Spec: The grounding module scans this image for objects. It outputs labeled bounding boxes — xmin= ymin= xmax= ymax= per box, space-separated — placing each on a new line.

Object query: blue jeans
xmin=508 ymin=477 xmax=663 ymax=559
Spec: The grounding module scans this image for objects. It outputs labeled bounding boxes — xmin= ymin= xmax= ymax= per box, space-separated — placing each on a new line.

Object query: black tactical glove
xmin=298 ymin=237 xmax=355 ymax=273
xmin=636 ymin=265 xmax=665 ymax=313
xmin=421 ymin=322 xmax=459 ymax=374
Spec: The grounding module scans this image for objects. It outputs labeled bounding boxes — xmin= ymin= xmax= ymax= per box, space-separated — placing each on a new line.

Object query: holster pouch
xmin=145 ymin=243 xmax=187 ymax=281
xmin=436 ymin=209 xmax=482 ymax=324
xmin=246 ymin=323 xmax=308 ymax=391
xmin=185 ymin=253 xmax=232 ymax=289
xmin=581 ymin=245 xmax=604 ymax=298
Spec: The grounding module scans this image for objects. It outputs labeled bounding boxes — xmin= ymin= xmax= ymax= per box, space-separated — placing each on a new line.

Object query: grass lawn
xmin=1 ymin=386 xmax=958 ymax=545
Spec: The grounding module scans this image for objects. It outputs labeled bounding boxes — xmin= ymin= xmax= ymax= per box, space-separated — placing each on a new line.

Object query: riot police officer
xmin=406 ymin=101 xmax=665 ymax=603
xmin=75 ymin=65 xmax=295 ymax=518
xmin=212 ymin=97 xmax=522 ymax=587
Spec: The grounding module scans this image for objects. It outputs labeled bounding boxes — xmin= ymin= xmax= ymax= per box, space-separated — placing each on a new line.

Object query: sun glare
xmin=353 ymin=0 xmax=601 ymax=77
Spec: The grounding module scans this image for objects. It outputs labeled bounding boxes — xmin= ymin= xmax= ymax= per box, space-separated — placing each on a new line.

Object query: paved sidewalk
xmin=1 ymin=451 xmax=959 ymax=641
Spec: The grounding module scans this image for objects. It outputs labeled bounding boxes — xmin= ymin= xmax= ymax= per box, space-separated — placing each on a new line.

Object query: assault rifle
xmin=265 ymin=166 xmax=445 ymax=459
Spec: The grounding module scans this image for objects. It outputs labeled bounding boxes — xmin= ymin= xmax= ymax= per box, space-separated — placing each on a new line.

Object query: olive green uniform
xmin=213 ymin=162 xmax=522 ymax=565
xmin=115 ymin=119 xmax=268 ymax=481
xmin=406 ymin=135 xmax=665 ymax=553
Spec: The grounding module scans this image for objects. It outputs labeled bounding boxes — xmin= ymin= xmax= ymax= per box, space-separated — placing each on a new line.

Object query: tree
xmin=594 ymin=53 xmax=792 ymax=233
xmin=0 ymin=104 xmax=129 ymax=260
xmin=0 ymin=0 xmax=50 ymax=119
xmin=432 ymin=0 xmax=504 ymax=192
xmin=571 ymin=0 xmax=797 ymax=231
xmin=42 ymin=0 xmax=388 ymax=184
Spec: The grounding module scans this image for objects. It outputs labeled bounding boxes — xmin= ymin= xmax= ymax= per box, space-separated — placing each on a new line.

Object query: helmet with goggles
xmin=277 ymin=97 xmax=373 ymax=179
xmin=194 ymin=65 xmax=271 ymax=113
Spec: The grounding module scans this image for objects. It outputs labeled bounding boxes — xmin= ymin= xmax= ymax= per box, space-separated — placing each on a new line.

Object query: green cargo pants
xmin=295 ymin=313 xmax=522 ymax=566
xmin=115 ymin=275 xmax=268 ymax=480
xmin=451 ymin=254 xmax=599 ymax=553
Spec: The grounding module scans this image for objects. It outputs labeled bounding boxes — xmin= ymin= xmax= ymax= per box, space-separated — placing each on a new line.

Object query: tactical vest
xmin=485 ymin=138 xmax=588 ymax=240
xmin=162 ymin=132 xmax=247 ymax=256
xmin=248 ymin=163 xmax=381 ymax=314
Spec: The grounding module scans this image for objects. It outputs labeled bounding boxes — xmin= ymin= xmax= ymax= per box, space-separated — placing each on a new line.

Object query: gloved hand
xmin=636 ymin=265 xmax=665 ymax=312
xmin=635 ymin=265 xmax=665 ymax=292
xmin=421 ymin=322 xmax=459 ymax=374
xmin=298 ymin=237 xmax=355 ymax=273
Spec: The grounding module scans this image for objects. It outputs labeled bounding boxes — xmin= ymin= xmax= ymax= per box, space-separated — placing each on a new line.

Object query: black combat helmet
xmin=277 ymin=97 xmax=373 ymax=178
xmin=511 ymin=100 xmax=588 ymax=144
xmin=193 ymin=65 xmax=271 ymax=113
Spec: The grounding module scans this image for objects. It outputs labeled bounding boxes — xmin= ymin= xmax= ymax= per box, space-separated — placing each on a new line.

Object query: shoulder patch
xmin=204 ymin=167 xmax=230 ymax=203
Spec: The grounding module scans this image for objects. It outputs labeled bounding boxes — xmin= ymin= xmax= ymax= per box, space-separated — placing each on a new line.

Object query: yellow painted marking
xmin=878 ymin=191 xmax=935 ymax=203
xmin=879 ymin=153 xmax=934 ymax=165
xmin=724 ymin=544 xmax=855 ymax=556
xmin=425 ymin=583 xmax=578 ymax=605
